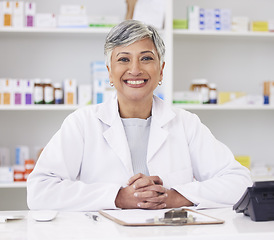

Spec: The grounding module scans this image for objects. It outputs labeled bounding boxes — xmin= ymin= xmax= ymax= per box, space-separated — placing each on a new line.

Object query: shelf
xmin=0 ymin=105 xmax=79 ymax=111
xmin=0 ymin=27 xmax=112 ymax=35
xmin=173 ymin=29 xmax=274 ymax=38
xmin=173 ymin=104 xmax=274 ymax=110
xmin=0 ymin=182 xmax=27 ymax=188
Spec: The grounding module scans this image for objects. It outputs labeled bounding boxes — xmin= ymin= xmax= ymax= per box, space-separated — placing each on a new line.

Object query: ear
xmin=106 ymin=65 xmax=112 ymax=82
xmin=160 ymin=62 xmax=165 ymax=80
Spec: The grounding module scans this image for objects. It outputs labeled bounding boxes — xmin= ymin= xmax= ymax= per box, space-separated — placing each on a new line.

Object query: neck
xmin=118 ymin=97 xmax=153 ymax=119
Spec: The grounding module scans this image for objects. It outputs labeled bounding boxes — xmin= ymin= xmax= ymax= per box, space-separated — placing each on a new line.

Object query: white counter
xmin=0 ymin=208 xmax=274 ymax=240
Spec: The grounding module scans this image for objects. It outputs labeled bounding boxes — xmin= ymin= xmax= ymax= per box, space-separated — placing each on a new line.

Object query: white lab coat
xmin=27 ymin=94 xmax=252 ymax=211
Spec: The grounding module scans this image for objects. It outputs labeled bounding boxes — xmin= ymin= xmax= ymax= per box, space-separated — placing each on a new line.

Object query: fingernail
xmin=134 ymin=192 xmax=138 ymax=197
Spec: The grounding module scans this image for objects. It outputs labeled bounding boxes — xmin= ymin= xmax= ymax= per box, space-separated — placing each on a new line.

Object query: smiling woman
xmin=27 ymin=20 xmax=252 ymax=212
xmin=107 ymin=38 xmax=165 ymax=119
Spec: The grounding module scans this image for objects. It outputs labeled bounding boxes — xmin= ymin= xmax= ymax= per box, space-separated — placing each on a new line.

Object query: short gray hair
xmin=104 ymin=20 xmax=165 ymax=67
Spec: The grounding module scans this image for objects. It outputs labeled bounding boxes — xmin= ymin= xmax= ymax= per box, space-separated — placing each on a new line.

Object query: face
xmin=107 ymin=38 xmax=165 ymax=104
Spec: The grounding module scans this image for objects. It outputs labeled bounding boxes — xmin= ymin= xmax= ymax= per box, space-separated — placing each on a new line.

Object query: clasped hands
xmin=115 ymin=173 xmax=193 ymax=209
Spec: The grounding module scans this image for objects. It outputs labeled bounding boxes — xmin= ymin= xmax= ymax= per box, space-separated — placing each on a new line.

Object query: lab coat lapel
xmin=96 ymin=94 xmax=134 ymax=175
xmin=147 ymin=96 xmax=176 ymax=163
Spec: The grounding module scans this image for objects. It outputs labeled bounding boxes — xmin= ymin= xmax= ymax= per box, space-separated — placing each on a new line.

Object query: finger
xmin=145 ymin=193 xmax=168 ymax=203
xmin=132 ymin=177 xmax=155 ymax=190
xmin=127 ymin=173 xmax=145 ymax=186
xmin=135 ymin=185 xmax=167 ymax=194
xmin=149 ymin=176 xmax=163 ymax=185
xmin=137 ymin=201 xmax=166 ymax=209
xmin=134 ymin=190 xmax=159 ymax=199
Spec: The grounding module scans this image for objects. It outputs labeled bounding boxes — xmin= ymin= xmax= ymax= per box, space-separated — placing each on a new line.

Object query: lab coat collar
xmin=96 ymin=92 xmax=176 ymax=127
xmin=96 ymin=92 xmax=176 ymax=174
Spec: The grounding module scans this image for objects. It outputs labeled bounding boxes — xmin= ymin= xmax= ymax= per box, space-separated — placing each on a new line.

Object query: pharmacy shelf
xmin=0 ymin=105 xmax=79 ymax=111
xmin=0 ymin=27 xmax=111 ymax=35
xmin=173 ymin=29 xmax=274 ymax=38
xmin=0 ymin=182 xmax=27 ymax=188
xmin=1 ymin=104 xmax=274 ymax=111
xmin=173 ymin=104 xmax=274 ymax=110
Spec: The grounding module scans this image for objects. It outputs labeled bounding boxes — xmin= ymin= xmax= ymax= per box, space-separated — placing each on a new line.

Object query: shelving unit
xmin=0 ymin=0 xmax=274 ymax=209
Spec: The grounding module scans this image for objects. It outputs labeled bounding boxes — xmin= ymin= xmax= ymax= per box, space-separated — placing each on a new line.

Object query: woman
xmin=27 ymin=20 xmax=252 ymax=211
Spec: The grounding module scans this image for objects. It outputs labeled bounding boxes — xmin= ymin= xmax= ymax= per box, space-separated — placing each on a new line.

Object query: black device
xmin=233 ymin=181 xmax=274 ymax=221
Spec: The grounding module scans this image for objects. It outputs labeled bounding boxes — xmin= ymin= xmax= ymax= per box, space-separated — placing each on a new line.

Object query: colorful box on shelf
xmin=218 ymin=91 xmax=246 ymax=104
xmin=173 ymin=19 xmax=188 ymax=29
xmin=250 ymin=21 xmax=268 ymax=32
xmin=263 ymin=81 xmax=274 ymax=105
xmin=235 ymin=155 xmax=251 ymax=169
xmin=173 ymin=91 xmax=202 ymax=104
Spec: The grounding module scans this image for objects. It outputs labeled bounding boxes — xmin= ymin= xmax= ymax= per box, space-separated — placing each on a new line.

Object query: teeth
xmin=127 ymin=80 xmax=145 ymax=85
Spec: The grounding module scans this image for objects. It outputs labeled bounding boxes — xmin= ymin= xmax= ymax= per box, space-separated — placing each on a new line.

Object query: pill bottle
xmin=190 ymin=79 xmax=209 ymax=104
xmin=208 ymin=83 xmax=217 ymax=104
xmin=34 ymin=79 xmax=44 ymax=104
xmin=13 ymin=165 xmax=25 ymax=182
xmin=44 ymin=79 xmax=54 ymax=104
xmin=53 ymin=82 xmax=63 ymax=104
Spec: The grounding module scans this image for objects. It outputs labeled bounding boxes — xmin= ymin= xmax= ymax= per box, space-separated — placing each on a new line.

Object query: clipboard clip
xmin=146 ymin=209 xmax=196 ymax=225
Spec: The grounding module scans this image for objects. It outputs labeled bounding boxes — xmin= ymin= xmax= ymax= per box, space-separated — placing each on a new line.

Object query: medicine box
xmin=36 ymin=13 xmax=56 ymax=28
xmin=25 ymin=2 xmax=36 ymax=27
xmin=78 ymin=84 xmax=92 ymax=105
xmin=0 ymin=79 xmax=4 ymax=104
xmin=3 ymin=1 xmax=13 ymax=27
xmin=232 ymin=17 xmax=249 ymax=32
xmin=188 ymin=5 xmax=199 ymax=31
xmin=63 ymin=79 xmax=77 ymax=105
xmin=251 ymin=21 xmax=268 ymax=32
xmin=91 ymin=61 xmax=112 ymax=104
xmin=220 ymin=9 xmax=231 ymax=31
xmin=60 ymin=5 xmax=86 ymax=15
xmin=13 ymin=1 xmax=24 ymax=27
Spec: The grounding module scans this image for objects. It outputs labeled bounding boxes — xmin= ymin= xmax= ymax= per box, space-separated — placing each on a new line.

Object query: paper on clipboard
xmin=99 ymin=208 xmax=224 ymax=226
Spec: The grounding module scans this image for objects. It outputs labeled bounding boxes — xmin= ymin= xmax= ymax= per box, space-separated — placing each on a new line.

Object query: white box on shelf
xmin=188 ymin=5 xmax=200 ymax=31
xmin=57 ymin=15 xmax=88 ymax=28
xmin=78 ymin=84 xmax=92 ymax=105
xmin=220 ymin=9 xmax=231 ymax=31
xmin=36 ymin=13 xmax=56 ymax=28
xmin=60 ymin=5 xmax=86 ymax=16
xmin=231 ymin=16 xmax=249 ymax=32
xmin=133 ymin=0 xmax=165 ymax=29
xmin=12 ymin=1 xmax=24 ymax=27
xmin=204 ymin=9 xmax=215 ymax=31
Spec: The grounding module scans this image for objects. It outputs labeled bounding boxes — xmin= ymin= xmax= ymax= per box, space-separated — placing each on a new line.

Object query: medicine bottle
xmin=34 ymin=79 xmax=44 ymax=104
xmin=208 ymin=83 xmax=217 ymax=104
xmin=44 ymin=79 xmax=54 ymax=104
xmin=54 ymin=83 xmax=63 ymax=104
xmin=190 ymin=79 xmax=209 ymax=104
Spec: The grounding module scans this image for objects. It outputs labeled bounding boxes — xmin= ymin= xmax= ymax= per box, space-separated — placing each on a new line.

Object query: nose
xmin=128 ymin=59 xmax=142 ymax=76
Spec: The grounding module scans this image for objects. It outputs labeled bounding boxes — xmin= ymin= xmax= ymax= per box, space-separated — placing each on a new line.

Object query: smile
xmin=125 ymin=79 xmax=148 ymax=85
xmin=127 ymin=80 xmax=145 ymax=84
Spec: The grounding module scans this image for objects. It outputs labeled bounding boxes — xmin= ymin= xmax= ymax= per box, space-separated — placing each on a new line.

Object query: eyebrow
xmin=116 ymin=50 xmax=155 ymax=57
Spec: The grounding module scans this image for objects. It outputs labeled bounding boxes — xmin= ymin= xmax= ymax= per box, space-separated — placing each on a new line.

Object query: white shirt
xmin=27 ymin=94 xmax=252 ymax=211
xmin=122 ymin=117 xmax=151 ymax=176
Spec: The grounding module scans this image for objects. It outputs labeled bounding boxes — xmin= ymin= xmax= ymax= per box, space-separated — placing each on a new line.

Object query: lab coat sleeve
xmin=172 ymin=112 xmax=253 ymax=208
xmin=27 ymin=111 xmax=122 ymax=211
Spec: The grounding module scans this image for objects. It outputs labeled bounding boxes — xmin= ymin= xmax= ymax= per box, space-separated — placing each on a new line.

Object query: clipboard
xmin=99 ymin=208 xmax=224 ymax=226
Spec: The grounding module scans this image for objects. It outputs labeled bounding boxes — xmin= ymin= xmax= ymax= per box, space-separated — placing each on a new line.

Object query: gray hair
xmin=104 ymin=20 xmax=165 ymax=68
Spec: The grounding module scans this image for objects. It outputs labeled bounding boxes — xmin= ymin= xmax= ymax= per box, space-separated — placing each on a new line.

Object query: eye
xmin=118 ymin=57 xmax=130 ymax=62
xmin=141 ymin=56 xmax=154 ymax=61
